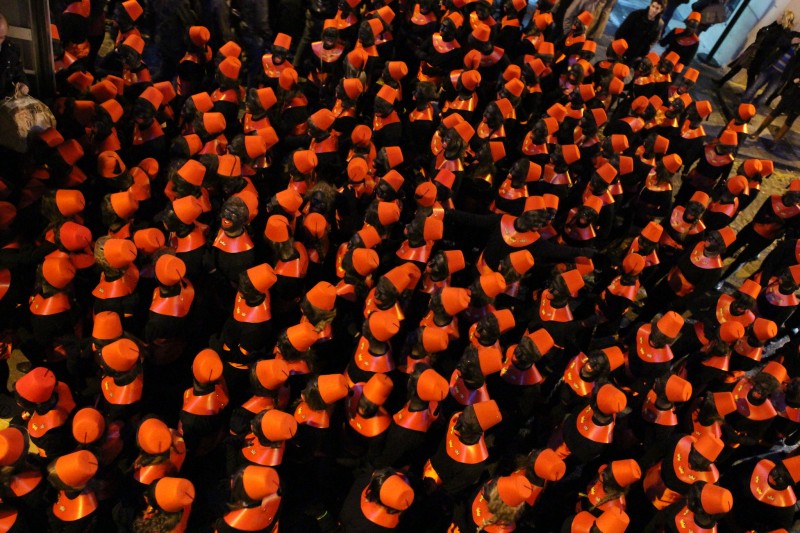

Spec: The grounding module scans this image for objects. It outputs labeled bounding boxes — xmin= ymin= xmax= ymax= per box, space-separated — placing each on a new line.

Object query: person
xmin=615 ymin=1 xmax=666 ymax=62
xmin=0 ymin=14 xmax=29 ymax=97
xmin=749 ymin=74 xmax=800 ymax=142
xmin=741 ymin=35 xmax=800 ymax=104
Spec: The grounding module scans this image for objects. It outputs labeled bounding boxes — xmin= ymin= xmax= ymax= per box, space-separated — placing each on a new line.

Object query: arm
xmin=444 ymin=209 xmax=502 ymax=229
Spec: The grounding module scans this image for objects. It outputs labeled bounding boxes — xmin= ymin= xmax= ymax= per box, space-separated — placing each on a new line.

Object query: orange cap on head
xmin=502 ymin=65 xmax=521 ymax=82
xmin=53 ymin=450 xmax=98 ymax=488
xmin=683 ymin=67 xmax=699 ymax=82
xmin=622 ymin=253 xmax=645 ymax=275
xmin=760 ymin=159 xmax=774 ymax=176
xmin=139 ymin=86 xmax=163 ymax=110
xmin=309 ymin=108 xmax=335 ymax=131
xmin=453 ymin=121 xmax=475 ymax=144
xmin=690 ymin=191 xmax=711 ymax=207
xmin=790 ymin=179 xmax=800 ymax=192
xmin=611 ymin=134 xmax=629 ymax=153
xmin=347 ymin=158 xmax=369 ymax=183
xmin=0 ymin=427 xmax=26 ymax=466
xmin=435 ymin=168 xmax=456 ymax=189
xmin=347 ymin=48 xmax=369 ymax=70
xmin=101 ymin=338 xmax=140 ymax=372
xmin=155 ymin=254 xmax=186 ymax=286
xmin=441 ymin=287 xmax=471 ymax=316
xmin=446 ymin=11 xmax=464 ymax=27
xmin=154 ymin=477 xmax=195 ymax=513
xmin=292 ymin=149 xmax=318 ymax=174
xmin=189 ymin=25 xmax=211 ymax=47
xmin=122 ymin=0 xmax=143 ymax=20
xmin=356 ymin=229 xmax=382 ymax=251
xmin=379 ymin=474 xmax=414 ymax=511
xmin=611 ymin=38 xmax=628 ymax=56
xmin=663 ymin=51 xmax=680 ymax=66
xmin=609 ymin=78 xmax=625 ymax=96
xmin=661 ymin=154 xmax=682 ymax=173
xmin=591 ymin=107 xmax=607 ymax=127
xmin=547 ymin=103 xmax=567 ymax=122
xmin=421 ymin=327 xmax=449 ymax=353
xmin=352 ymin=248 xmax=380 ymax=276
xmin=246 ymin=264 xmax=277 ymax=294
xmin=479 ymin=272 xmax=507 ymax=298
xmin=472 ymin=22 xmax=491 ymax=42
xmin=601 ymin=346 xmax=625 ymax=371
xmin=15 ymin=367 xmax=56 ymax=404
xmin=423 ymin=217 xmax=444 ymax=240
xmin=414 ymin=182 xmax=437 ymax=208
xmin=191 ymin=348 xmax=222 ymax=384
xmin=526 ymin=162 xmax=543 ymax=182
xmin=497 ymin=474 xmax=533 ymax=507
xmin=177 ymin=134 xmax=203 ymax=157
xmin=457 ymin=69 xmax=481 ymax=93
xmin=762 ymin=361 xmax=788 ymax=384
xmin=533 ymin=448 xmax=567 ymax=481
xmin=57 ymin=139 xmax=85 ymax=166
xmin=38 ymin=127 xmax=64 ymax=148
xmin=98 ymin=99 xmax=123 ymax=125
xmin=218 ymin=56 xmax=242 ymax=80
xmin=109 ymin=189 xmax=139 ymax=220
xmin=736 ymin=279 xmax=761 ymax=300
xmin=526 ymin=329 xmax=553 ymax=356
xmin=584 ymin=195 xmax=603 ymax=214
xmin=640 ymin=222 xmax=663 ymax=242
xmin=595 ymin=384 xmax=627 ymax=415
xmin=271 ymin=190 xmax=301 ymax=216
xmin=368 ymin=310 xmax=401 ymax=342
xmin=781 ymin=456 xmax=800 ymax=485
xmin=712 ymin=392 xmax=737 ymax=416
xmin=596 ymin=162 xmax=618 ymax=184
xmin=578 ymin=84 xmax=595 ymax=103
xmin=254 ymin=359 xmax=290 ymax=390
xmin=260 ymin=409 xmax=298 ymax=441
xmin=416 ymin=369 xmax=449 ymax=402
xmin=376 ymin=85 xmax=398 ymax=106
xmin=656 ymin=311 xmax=684 ymax=338
xmin=653 ymin=135 xmax=669 ymax=154
xmin=537 ymin=117 xmax=557 ymax=137
xmin=219 ymin=40 xmax=241 ymax=58
xmin=90 ymin=80 xmax=118 ymax=102
xmin=595 ymin=507 xmax=630 ymax=533
xmin=582 ymin=40 xmax=597 ymax=54
xmin=472 ymin=400 xmax=502 ymax=430
xmin=741 ymin=159 xmax=762 ymax=178
xmin=561 ymin=269 xmax=585 ymax=296
xmin=171 ymin=196 xmax=203 ymax=226
xmin=509 ymin=250 xmax=535 ymax=274
xmin=57 ymin=221 xmax=92 ymax=251
xmin=72 ymin=407 xmax=106 ymax=444
xmin=317 ymin=374 xmax=349 ymax=404
xmin=477 ymin=346 xmax=504 ymax=376
xmin=343 ymin=78 xmax=364 ymax=100
xmin=265 ymin=215 xmax=291 ymax=243
xmin=367 ymin=17 xmax=384 ymax=38
xmin=577 ymin=10 xmax=593 ymax=25
xmin=273 ymin=33 xmax=292 ymax=50
xmin=694 ymin=433 xmax=725 ymax=462
xmin=489 ymin=142 xmax=506 ymax=163
xmin=665 ymin=374 xmax=692 ymax=403
xmin=286 ymin=322 xmax=319 ymax=352
xmin=387 ymin=61 xmax=408 ymax=81
xmin=738 ymin=103 xmax=756 ymax=121
xmin=306 ymin=281 xmax=336 ymax=311
xmin=610 ymin=459 xmax=641 ymax=487
xmin=93 ymin=311 xmax=122 ymax=340
xmin=719 ymin=129 xmax=738 ymax=146
xmin=504 ymin=78 xmax=525 ymax=97
xmin=491 ymin=309 xmax=515 ymax=334
xmin=719 ymin=321 xmax=744 ymax=344
xmin=217 ymin=154 xmax=242 ymax=178
xmin=278 ymin=68 xmax=298 ymax=91
xmin=376 ymin=202 xmax=400 ymax=226
xmin=244 ymin=135 xmax=267 ymax=159
xmin=177 ymin=159 xmax=207 ymax=187
xmin=382 ymin=265 xmax=411 ymax=293
xmin=242 ymin=466 xmax=280 ymax=500
xmin=562 ymin=144 xmax=581 ymax=165
xmin=363 ymin=374 xmax=393 ymax=405
xmin=752 ymin=318 xmax=778 ymax=341
xmin=42 ymin=257 xmax=76 ymax=289
xmin=102 ymin=238 xmax=138 ymax=269
xmin=700 ymin=483 xmax=733 ymax=515
xmin=717 ymin=226 xmax=737 ymax=248
xmin=68 ymin=71 xmax=93 ymax=92
xmin=695 ymin=100 xmax=712 ymax=118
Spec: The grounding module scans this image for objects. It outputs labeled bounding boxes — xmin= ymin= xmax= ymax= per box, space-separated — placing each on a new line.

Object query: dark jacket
xmin=0 ymin=39 xmax=29 ymax=97
xmin=615 ymin=8 xmax=664 ymax=61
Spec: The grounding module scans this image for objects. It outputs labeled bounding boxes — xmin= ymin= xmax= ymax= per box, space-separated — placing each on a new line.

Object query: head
xmin=648 ymin=1 xmax=664 ymax=20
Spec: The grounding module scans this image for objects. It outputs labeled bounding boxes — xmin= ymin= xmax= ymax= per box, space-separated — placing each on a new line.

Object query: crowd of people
xmin=1 ymin=0 xmax=800 ymax=531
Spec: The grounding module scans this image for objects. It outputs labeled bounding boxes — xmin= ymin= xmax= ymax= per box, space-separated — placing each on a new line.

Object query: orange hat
xmin=663 ymin=51 xmax=680 ymax=66
xmin=356 ymin=228 xmax=382 ymax=251
xmin=762 ymin=361 xmax=788 ymax=384
xmin=154 ymin=477 xmax=195 ymax=513
xmin=622 ymin=253 xmax=645 ymax=275
xmin=217 ymin=40 xmax=241 ymax=58
xmin=178 ymin=134 xmax=203 ymax=157
xmin=376 ymin=85 xmax=398 ymax=106
xmin=363 ymin=374 xmax=393 ymax=405
xmin=278 ymin=67 xmax=298 ymax=91
xmin=317 ymin=374 xmax=349 ymax=404
xmin=782 ymin=456 xmax=800 ymax=484
xmin=717 ymin=227 xmax=737 ymax=248
xmin=595 ymin=508 xmax=630 ymax=533
xmin=665 ymin=374 xmax=692 ymax=403
xmin=89 ymin=80 xmax=117 ymax=102
xmin=790 ymin=179 xmax=800 ymax=192
xmin=479 ymin=272 xmax=507 ymax=298
xmin=690 ymin=191 xmax=711 ymax=207
xmin=611 ymin=39 xmax=628 ymax=56
xmin=286 ymin=322 xmax=319 ymax=352
xmin=306 ymin=281 xmax=336 ymax=311
xmin=155 ymin=254 xmax=186 ymax=286
xmin=683 ymin=67 xmax=699 ymax=83
xmin=347 ymin=48 xmax=369 ymax=70
xmin=601 ymin=346 xmax=625 ymax=371
xmin=472 ymin=400 xmax=502 ymax=430
xmin=596 ymin=384 xmax=627 ymax=415
xmin=687 ymin=10 xmax=702 ymax=22
xmin=454 ymin=121 xmax=475 ymax=143
xmin=712 ymin=391 xmax=737 ymax=416
xmin=98 ymin=150 xmax=126 ymax=179
xmin=478 ymin=346 xmax=504 ymax=376
xmin=640 ymin=221 xmax=663 ymax=242
xmin=582 ymin=40 xmax=597 ymax=54
xmin=752 ymin=318 xmax=778 ymax=341
xmin=699 ymin=483 xmax=732 ymax=515
xmin=445 ymin=11 xmax=464 ymax=27
xmin=492 ymin=309 xmax=515 ymax=333
xmin=191 ymin=92 xmax=214 ymax=112
xmin=414 ymin=182 xmax=437 ymax=207
xmin=695 ymin=100 xmax=713 ymax=118
xmin=58 ymin=139 xmax=85 ymax=165
xmin=502 ymin=64 xmax=521 ymax=82
xmin=527 ymin=162 xmax=543 ymax=182
xmin=577 ymin=10 xmax=593 ymax=26
xmin=719 ymin=129 xmax=738 ymax=146
xmin=101 ymin=338 xmax=140 ymax=372
xmin=631 ymin=96 xmax=649 ymax=114
xmin=53 ymin=450 xmax=98 ymax=488
xmin=497 ymin=474 xmax=533 ymax=507
xmin=376 ymin=202 xmax=400 ymax=226
xmin=609 ymin=135 xmax=629 ymax=154
xmin=352 ymin=248 xmax=380 ymax=276
xmin=218 ymin=56 xmax=242 ymax=80
xmin=251 ymin=89 xmax=277 ymax=113
xmin=72 ymin=407 xmax=106 ymax=444
xmin=292 ymin=150 xmax=318 ymax=174
xmin=260 ymin=409 xmax=298 ymax=441
xmin=504 ymin=78 xmax=525 ymax=97
xmin=242 ymin=466 xmax=280 ymax=500
xmin=0 ymin=202 xmax=14 ymax=229
xmin=694 ymin=433 xmax=725 ymax=462
xmin=203 ymin=112 xmax=227 ymax=136
xmin=122 ymin=0 xmax=143 ymax=20
xmin=217 ymin=154 xmax=242 ymax=178
xmin=561 ymin=269 xmax=585 ymax=296
xmin=0 ymin=427 xmax=25 ymax=466
xmin=653 ymin=135 xmax=670 ymax=154
xmin=139 ymin=86 xmax=163 ymax=110
xmin=383 ymin=265 xmax=412 ymax=293
xmin=533 ymin=449 xmax=566 ymax=481
xmin=472 ymin=23 xmax=491 ymax=42
xmin=254 ymin=359 xmax=290 ymax=390
xmin=719 ymin=321 xmax=744 ymax=344
xmin=489 ymin=142 xmax=506 ymax=163
xmin=737 ymin=103 xmax=756 ymax=121
xmin=374 ymin=4 xmax=394 ymax=24
xmin=244 ymin=135 xmax=267 ymax=159
xmin=526 ymin=329 xmax=554 ymax=356
xmin=275 ymin=189 xmax=303 ymax=214
xmin=737 ymin=279 xmax=761 ymax=300
xmin=657 ymin=311 xmax=684 ymax=338
xmin=343 ymin=78 xmax=364 ymax=100
xmin=584 ymin=195 xmax=603 ymax=214
xmin=122 ymin=34 xmax=145 ymax=54
xmin=189 ymin=26 xmax=211 ymax=47
xmin=347 ymin=158 xmax=369 ymax=183
xmin=547 ymin=103 xmax=567 ymax=122
xmin=791 ymin=264 xmax=800 ymax=285
xmin=380 ymin=474 xmax=414 ymax=511
xmin=103 ymin=238 xmax=138 ymax=268
xmin=591 ymin=107 xmax=608 ymax=127
xmin=172 ymin=196 xmax=203 ymax=225
xmin=416 ymin=369 xmax=449 ymax=402
xmin=441 ymin=287 xmax=471 ymax=316
xmin=459 ymin=70 xmax=482 ymax=92
xmin=15 ymin=367 xmax=56 ymax=404
xmin=509 ymin=250 xmax=535 ymax=274
xmin=246 ymin=264 xmax=277 ymax=294
xmin=58 ymin=221 xmax=92 ymax=251
xmin=273 ymin=33 xmax=292 ymax=50
xmin=383 ymin=147 xmax=404 ymax=170
xmin=38 ymin=127 xmax=64 ymax=148
xmin=612 ymin=62 xmax=629 ymax=79
xmin=562 ymin=144 xmax=581 ymax=165
xmin=662 ymin=154 xmax=683 ymax=173
xmin=42 ymin=257 xmax=76 ymax=289
xmin=422 ymin=327 xmax=449 ymax=353
xmin=742 ymin=159 xmax=763 ymax=177
xmin=423 ymin=217 xmax=444 ymax=240
xmin=368 ymin=310 xmax=401 ymax=342
xmin=387 ymin=61 xmax=408 ymax=81
xmin=644 ymin=51 xmax=660 ymax=67
xmin=93 ymin=311 xmax=122 ymax=340
xmin=67 ymin=71 xmax=94 ymax=92
xmin=435 ymin=168 xmax=456 ymax=189
xmin=610 ymin=459 xmax=641 ymax=487
xmin=310 ymin=108 xmax=336 ymax=131
xmin=367 ymin=18 xmax=384 ymax=38
xmin=760 ymin=159 xmax=774 ymax=176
